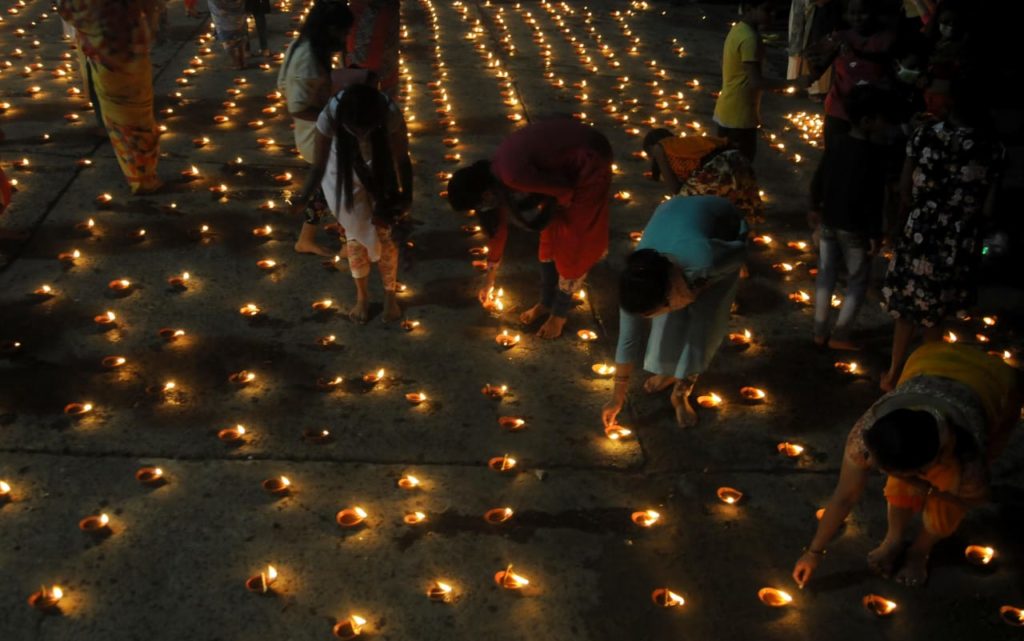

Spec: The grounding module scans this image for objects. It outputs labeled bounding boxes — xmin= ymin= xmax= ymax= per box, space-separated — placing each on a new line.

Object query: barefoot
xmin=880 ymin=370 xmax=899 ymax=393
xmin=643 ymin=375 xmax=677 ymax=394
xmin=866 ymin=539 xmax=904 ymax=577
xmin=895 ymin=548 xmax=929 ymax=587
xmin=519 ymin=303 xmax=550 ymax=325
xmin=536 ymin=315 xmax=566 ymax=339
xmin=349 ymin=298 xmax=370 ymax=324
xmin=382 ymin=292 xmax=402 ymax=323
xmin=294 ymin=240 xmax=331 ymax=256
xmin=828 ymin=337 xmax=861 ymax=351
xmin=671 ymin=389 xmax=698 ymax=428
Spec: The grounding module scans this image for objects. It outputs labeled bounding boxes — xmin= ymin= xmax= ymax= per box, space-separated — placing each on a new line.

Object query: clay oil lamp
xmin=629 ymin=231 xmax=644 ymax=242
xmin=95 ymin=192 xmax=113 ymax=207
xmin=613 ymin=190 xmax=631 ymax=202
xmin=498 ymin=416 xmax=526 ymax=432
xmin=786 ymin=240 xmax=809 ymax=252
xmin=772 ymin=262 xmax=794 ymax=273
xmin=78 ymin=512 xmax=110 ymax=534
xmin=64 ymin=401 xmax=94 ymax=418
xmin=605 ymin=424 xmax=633 ymax=441
xmin=788 ymin=290 xmax=811 ymax=305
xmin=252 ymin=224 xmax=273 ymax=238
xmin=717 ymin=487 xmax=744 ymax=505
xmin=273 ymin=172 xmax=292 ymax=184
xmin=777 ymin=442 xmax=805 ymax=458
xmin=168 ymin=272 xmax=190 ymax=289
xmin=494 ymin=564 xmax=530 ymax=590
xmin=181 ymin=165 xmax=201 ymax=179
xmin=257 ymin=137 xmax=276 ymax=148
xmin=0 ymin=480 xmax=12 ymax=502
xmin=577 ymin=329 xmax=598 ymax=341
xmin=303 ymin=428 xmax=333 ymax=444
xmin=427 ymin=581 xmax=454 ymax=603
xmin=752 ymin=234 xmax=773 ymax=246
xmin=862 ymin=594 xmax=897 ymax=617
xmin=484 ymin=507 xmax=514 ymax=524
xmin=482 ymin=384 xmax=508 ymax=399
xmin=332 ymin=615 xmax=367 ymax=639
xmin=336 ymin=506 xmax=367 ymax=528
xmin=696 ymin=392 xmax=723 ymax=409
xmin=217 ymin=424 xmax=247 ymax=444
xmin=32 ymin=284 xmax=55 ymax=299
xmin=262 ymin=476 xmax=291 ymax=495
xmin=651 ymin=588 xmax=685 ymax=608
xmin=245 ymin=565 xmax=278 ymax=594
xmin=495 ymin=330 xmax=521 ymax=348
xmin=728 ymin=329 xmax=752 ymax=347
xmin=318 ymin=335 xmax=337 ymax=348
xmin=758 ymin=588 xmax=793 ymax=607
xmin=401 ymin=320 xmax=420 ymax=332
xmin=944 ymin=330 xmax=958 ymax=344
xmin=108 ymin=278 xmax=132 ymax=293
xmin=228 ymin=370 xmax=256 ymax=386
xmin=397 ymin=475 xmax=420 ymax=490
xmin=964 ymin=545 xmax=995 ymax=565
xmin=0 ymin=340 xmax=21 ymax=357
xmin=740 ymin=387 xmax=766 ymax=403
xmin=135 ymin=467 xmax=164 ymax=486
xmin=158 ymin=328 xmax=186 ymax=342
xmin=362 ymin=368 xmax=385 ymax=385
xmin=591 ymin=363 xmax=616 ymax=377
xmin=631 ymin=509 xmax=661 ymax=527
xmin=999 ymin=606 xmax=1024 ymax=627
xmin=403 ymin=511 xmax=427 ymax=525
xmin=316 ymin=376 xmax=343 ymax=391
xmin=27 ymin=585 xmax=64 ymax=612
xmin=834 ymin=361 xmax=859 ymax=375
xmin=405 ymin=392 xmax=428 ymax=405
xmin=75 ymin=218 xmax=95 ymax=234
xmin=239 ymin=303 xmax=261 ymax=317
xmin=77 ymin=159 xmax=93 ymax=168
xmin=311 ymin=298 xmax=334 ymax=312
xmin=256 ymin=259 xmax=277 ymax=271
xmin=488 ymin=454 xmax=517 ymax=473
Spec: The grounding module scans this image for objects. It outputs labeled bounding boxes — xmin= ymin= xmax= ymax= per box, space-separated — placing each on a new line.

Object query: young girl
xmin=294 ymin=84 xmax=413 ymax=323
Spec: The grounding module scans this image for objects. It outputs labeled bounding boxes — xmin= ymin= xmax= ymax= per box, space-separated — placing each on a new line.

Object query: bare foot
xmin=294 ymin=240 xmax=331 ymax=256
xmin=536 ymin=315 xmax=566 ymax=339
xmin=894 ymin=548 xmax=929 ymax=587
xmin=828 ymin=337 xmax=861 ymax=351
xmin=382 ymin=292 xmax=402 ymax=323
xmin=349 ymin=298 xmax=370 ymax=324
xmin=866 ymin=539 xmax=904 ymax=577
xmin=643 ymin=375 xmax=677 ymax=394
xmin=671 ymin=388 xmax=698 ymax=428
xmin=519 ymin=303 xmax=549 ymax=325
xmin=880 ymin=370 xmax=899 ymax=393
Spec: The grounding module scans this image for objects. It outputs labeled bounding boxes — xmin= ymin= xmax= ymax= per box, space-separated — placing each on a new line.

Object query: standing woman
xmin=602 ymin=196 xmax=748 ymax=429
xmin=879 ymin=75 xmax=1001 ymax=391
xmin=246 ymin=0 xmax=272 ymax=59
xmin=57 ymin=0 xmax=162 ymax=194
xmin=347 ymin=0 xmax=401 ymax=100
xmin=208 ymin=0 xmax=247 ymax=69
xmin=278 ymin=1 xmax=355 ymax=256
xmin=292 ymin=84 xmax=413 ymax=323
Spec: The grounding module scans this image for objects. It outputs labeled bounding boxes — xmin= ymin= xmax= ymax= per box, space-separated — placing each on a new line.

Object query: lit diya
xmin=696 ymin=393 xmax=723 ymax=408
xmin=262 ymin=476 xmax=291 ymax=495
xmin=303 ymin=428 xmax=333 ymax=444
xmin=728 ymin=329 xmax=752 ymax=346
xmin=578 ymin=329 xmax=598 ymax=341
xmin=332 ymin=615 xmax=367 ymax=639
xmin=158 ymin=328 xmax=186 ymax=342
xmin=751 ymin=235 xmax=773 ymax=246
xmin=482 ymin=384 xmax=508 ymax=399
xmin=964 ymin=545 xmax=995 ymax=565
xmin=245 ymin=565 xmax=278 ymax=594
xmin=400 ymin=320 xmax=420 ymax=332
xmin=397 ymin=475 xmax=420 ymax=489
xmin=0 ymin=480 xmax=12 ymax=502
xmin=403 ymin=511 xmax=427 ymax=525
xmin=427 ymin=581 xmax=454 ymax=602
xmin=495 ymin=329 xmax=521 ymax=348
xmin=772 ymin=262 xmax=794 ymax=273
xmin=316 ymin=376 xmax=344 ymax=390
xmin=108 ymin=278 xmax=132 ymax=292
xmin=788 ymin=290 xmax=811 ymax=305
xmin=717 ymin=487 xmax=744 ymax=504
xmin=739 ymin=386 xmax=767 ymax=403
xmin=229 ymin=370 xmax=256 ymax=385
xmin=494 ymin=564 xmax=530 ymax=590
xmin=591 ymin=363 xmax=616 ymax=376
xmin=181 ymin=165 xmax=201 ymax=179
xmin=32 ymin=284 xmax=55 ymax=299
xmin=256 ymin=259 xmax=277 ymax=271
xmin=64 ymin=402 xmax=93 ymax=417
xmin=27 ymin=585 xmax=64 ymax=612
xmin=613 ymin=190 xmax=632 ymax=202
xmin=605 ymin=424 xmax=633 ymax=441
xmin=58 ymin=249 xmax=81 ymax=263
xmin=95 ymin=192 xmax=113 ymax=206
xmin=484 ymin=507 xmax=514 ymax=524
xmin=336 ymin=506 xmax=368 ymax=527
xmin=498 ymin=416 xmax=526 ymax=432
xmin=362 ymin=368 xmax=385 ymax=385
xmin=79 ymin=512 xmax=111 ymax=533
xmin=862 ymin=594 xmax=897 ymax=617
xmin=239 ymin=303 xmax=261 ymax=317
xmin=757 ymin=587 xmax=793 ymax=607
xmin=786 ymin=240 xmax=809 ymax=252
xmin=631 ymin=509 xmax=661 ymax=527
xmin=1000 ymin=606 xmax=1024 ymax=627
xmin=834 ymin=361 xmax=859 ymax=375
xmin=252 ymin=224 xmax=273 ymax=238
xmin=651 ymin=588 xmax=686 ymax=608
xmin=318 ymin=335 xmax=337 ymax=348
xmin=311 ymin=299 xmax=334 ymax=312
xmin=777 ymin=442 xmax=805 ymax=457
xmin=135 ymin=467 xmax=164 ymax=486
xmin=488 ymin=454 xmax=517 ymax=473
xmin=217 ymin=424 xmax=246 ymax=443
xmin=405 ymin=392 xmax=428 ymax=405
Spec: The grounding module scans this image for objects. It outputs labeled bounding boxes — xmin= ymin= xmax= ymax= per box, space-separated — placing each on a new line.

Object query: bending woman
xmin=792 ymin=342 xmax=1020 ymax=588
xmin=602 ymin=195 xmax=748 ymax=428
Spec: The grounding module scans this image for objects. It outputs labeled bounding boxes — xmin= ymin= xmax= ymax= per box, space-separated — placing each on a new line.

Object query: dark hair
xmin=333 ymin=85 xmax=398 ymax=216
xmin=642 ymin=128 xmax=674 ymax=181
xmin=447 ymin=160 xmax=494 ymax=212
xmin=864 ymin=409 xmax=940 ymax=472
xmin=291 ymin=1 xmax=354 ymax=75
xmin=619 ymin=249 xmax=673 ymax=315
xmin=844 ymin=85 xmax=897 ymax=126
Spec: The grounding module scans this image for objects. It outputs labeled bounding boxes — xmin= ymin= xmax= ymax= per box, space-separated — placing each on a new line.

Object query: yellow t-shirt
xmin=713 ymin=21 xmax=762 ymax=130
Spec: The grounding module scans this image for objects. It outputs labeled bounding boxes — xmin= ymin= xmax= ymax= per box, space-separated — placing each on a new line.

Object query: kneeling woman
xmin=792 ymin=342 xmax=1020 ymax=588
xmin=602 ymin=195 xmax=748 ymax=428
xmin=293 ymin=83 xmax=413 ymax=323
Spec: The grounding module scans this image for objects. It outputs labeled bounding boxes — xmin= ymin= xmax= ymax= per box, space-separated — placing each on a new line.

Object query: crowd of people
xmin=0 ymin=0 xmax=1019 ymax=596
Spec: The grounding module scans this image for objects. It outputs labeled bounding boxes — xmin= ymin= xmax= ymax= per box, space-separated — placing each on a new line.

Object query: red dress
xmin=489 ymin=120 xmax=612 ymax=280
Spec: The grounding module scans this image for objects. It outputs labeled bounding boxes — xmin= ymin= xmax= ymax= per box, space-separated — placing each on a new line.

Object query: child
xmin=246 ymin=0 xmax=272 ymax=58
xmin=809 ymin=85 xmax=895 ymax=350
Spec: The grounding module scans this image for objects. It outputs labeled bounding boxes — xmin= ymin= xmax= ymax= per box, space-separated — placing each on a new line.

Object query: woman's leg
xmin=295 ymin=187 xmax=332 ymax=256
xmin=253 ymin=11 xmax=269 ymax=54
xmin=829 ymin=230 xmax=870 ymax=350
xmin=881 ymin=319 xmax=916 ymax=391
xmin=348 ymin=239 xmax=372 ymax=323
xmin=670 ymin=374 xmax=699 ymax=428
xmin=521 ymin=260 xmax=556 ymax=325
xmin=813 ymin=227 xmax=840 ymax=344
xmin=89 ymin=57 xmax=160 ymax=193
xmin=867 ymin=501 xmax=915 ymax=577
xmin=376 ymin=227 xmax=402 ymax=322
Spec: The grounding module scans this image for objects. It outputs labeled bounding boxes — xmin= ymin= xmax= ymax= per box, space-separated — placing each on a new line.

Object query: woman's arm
xmin=651 ymin=145 xmax=682 ymax=194
xmin=292 ymin=130 xmax=332 ymax=213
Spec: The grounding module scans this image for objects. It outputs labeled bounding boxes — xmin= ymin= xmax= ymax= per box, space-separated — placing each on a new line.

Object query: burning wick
xmin=862 ymin=594 xmax=897 ymax=616
xmin=311 ymin=299 xmax=334 ymax=312
xmin=787 ymin=240 xmax=809 ymax=251
xmin=262 ymin=476 xmax=291 ymax=495
xmin=777 ymin=442 xmax=805 ymax=457
xmin=717 ymin=487 xmax=743 ymax=504
xmin=362 ymin=368 xmax=385 ymax=384
xmin=332 ymin=615 xmax=367 ymax=639
xmin=696 ymin=393 xmax=723 ymax=408
xmin=158 ymin=328 xmax=186 ymax=341
xmin=239 ymin=303 xmax=261 ymax=317
xmin=229 ymin=370 xmax=256 ymax=385
xmin=739 ymin=386 xmax=767 ymax=402
xmin=95 ymin=193 xmax=113 ymax=206
xmin=303 ymin=428 xmax=333 ymax=444
xmin=217 ymin=424 xmax=246 ymax=444
xmin=181 ymin=165 xmax=201 ymax=179
xmin=108 ymin=278 xmax=132 ymax=292
xmin=336 ymin=507 xmax=368 ymax=528
xmin=752 ymin=235 xmax=773 ymax=246
xmin=484 ymin=507 xmax=515 ymax=524
xmin=964 ymin=545 xmax=995 ymax=565
xmin=1000 ymin=606 xmax=1024 ymax=627
xmin=758 ymin=587 xmax=793 ymax=607
xmin=651 ymin=588 xmax=686 ymax=608
xmin=101 ymin=355 xmax=126 ymax=370
xmin=631 ymin=509 xmax=661 ymax=527
xmin=427 ymin=581 xmax=453 ymax=602
xmin=577 ymin=329 xmax=598 ymax=341
xmin=498 ymin=416 xmax=526 ymax=431
xmin=256 ymin=259 xmax=277 ymax=271
xmin=401 ymin=320 xmax=420 ymax=332
xmin=58 ymin=249 xmax=81 ymax=263
xmin=28 ymin=586 xmax=64 ymax=611
xmin=317 ymin=376 xmax=344 ymax=390
xmin=79 ymin=512 xmax=111 ymax=533
xmin=252 ymin=224 xmax=273 ymax=238
xmin=495 ymin=329 xmax=521 ymax=348
xmin=135 ymin=467 xmax=164 ymax=486
xmin=591 ymin=363 xmax=616 ymax=376
xmin=245 ymin=565 xmax=278 ymax=594
xmin=404 ymin=511 xmax=427 ymax=525
xmin=488 ymin=454 xmax=517 ymax=473
xmin=834 ymin=361 xmax=859 ymax=375
xmin=789 ymin=290 xmax=811 ymax=305
xmin=168 ymin=272 xmax=191 ymax=289
xmin=613 ymin=190 xmax=632 ymax=202
xmin=605 ymin=424 xmax=633 ymax=441
xmin=482 ymin=384 xmax=508 ymax=399
xmin=318 ymin=335 xmax=337 ymax=347
xmin=494 ymin=564 xmax=530 ymax=590
xmin=397 ymin=475 xmax=420 ymax=489
xmin=33 ymin=284 xmax=54 ymax=298
xmin=405 ymin=392 xmax=428 ymax=405
xmin=728 ymin=329 xmax=752 ymax=346
xmin=0 ymin=480 xmax=12 ymax=502
xmin=64 ymin=402 xmax=93 ymax=417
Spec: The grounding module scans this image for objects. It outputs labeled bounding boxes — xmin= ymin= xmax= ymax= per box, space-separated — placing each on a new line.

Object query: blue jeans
xmin=815 ymin=226 xmax=871 ymax=340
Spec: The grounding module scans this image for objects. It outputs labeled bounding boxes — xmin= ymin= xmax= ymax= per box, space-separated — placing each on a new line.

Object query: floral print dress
xmin=882 ymin=120 xmax=1001 ymax=325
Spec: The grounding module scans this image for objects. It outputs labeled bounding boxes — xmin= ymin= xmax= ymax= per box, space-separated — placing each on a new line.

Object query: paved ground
xmin=1 ymin=1 xmax=1022 ymax=640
